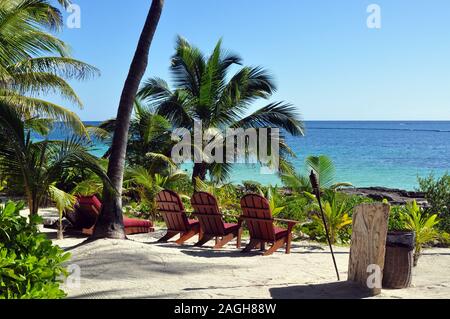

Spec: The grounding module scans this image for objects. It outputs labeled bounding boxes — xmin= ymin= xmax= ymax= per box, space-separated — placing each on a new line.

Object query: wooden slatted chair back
xmin=156 ymin=190 xmax=189 ymax=232
xmin=191 ymin=192 xmax=225 ymax=236
xmin=240 ymin=194 xmax=276 ymax=242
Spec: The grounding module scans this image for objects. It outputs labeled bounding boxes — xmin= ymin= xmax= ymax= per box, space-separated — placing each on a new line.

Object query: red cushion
xmin=123 ymin=217 xmax=152 ymax=228
xmin=77 ymin=196 xmax=102 ymax=211
xmin=274 ymin=226 xmax=288 ymax=240
xmin=224 ymin=223 xmax=240 ymax=234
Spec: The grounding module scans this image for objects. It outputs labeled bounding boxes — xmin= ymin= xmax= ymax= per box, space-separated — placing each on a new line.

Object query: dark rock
xmin=340 ymin=187 xmax=427 ymax=206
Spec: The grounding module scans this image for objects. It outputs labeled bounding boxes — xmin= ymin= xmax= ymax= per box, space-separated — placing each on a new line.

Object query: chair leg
xmin=158 ymin=231 xmax=179 ymax=243
xmin=286 ymin=233 xmax=293 ymax=254
xmin=214 ymin=233 xmax=235 ymax=249
xmin=195 ymin=234 xmax=213 ymax=247
xmin=263 ymin=238 xmax=287 ymax=256
xmin=236 ymin=228 xmax=243 ymax=249
xmin=260 ymin=241 xmax=266 ymax=252
xmin=176 ymin=228 xmax=199 ymax=245
xmin=242 ymin=239 xmax=260 ymax=253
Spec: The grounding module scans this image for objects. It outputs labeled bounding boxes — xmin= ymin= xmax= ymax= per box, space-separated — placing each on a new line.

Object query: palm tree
xmin=0 ymin=0 xmax=99 ymax=132
xmin=0 ymin=101 xmax=110 ymax=218
xmin=138 ymin=37 xmax=304 ymax=184
xmin=93 ymin=0 xmax=164 ymax=239
xmin=282 ymin=155 xmax=352 ymax=193
xmin=92 ymin=99 xmax=176 ymax=172
xmin=49 ymin=184 xmax=76 ymax=240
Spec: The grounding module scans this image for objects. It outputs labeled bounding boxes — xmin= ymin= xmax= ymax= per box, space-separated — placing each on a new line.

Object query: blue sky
xmin=55 ymin=0 xmax=450 ymax=121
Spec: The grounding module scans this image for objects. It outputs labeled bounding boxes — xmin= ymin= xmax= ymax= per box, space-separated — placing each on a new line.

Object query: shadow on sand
xmin=270 ymin=281 xmax=373 ymax=299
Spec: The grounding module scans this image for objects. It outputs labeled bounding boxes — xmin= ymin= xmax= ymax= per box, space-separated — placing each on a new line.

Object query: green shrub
xmin=0 ymin=201 xmax=70 ymax=299
xmin=242 ymin=180 xmax=264 ymax=193
xmin=279 ymin=195 xmax=309 ymax=224
xmin=417 ymin=173 xmax=450 ymax=232
xmin=298 ymin=191 xmax=360 ymax=244
xmin=388 ymin=205 xmax=409 ymax=231
xmin=402 ymin=200 xmax=440 ymax=266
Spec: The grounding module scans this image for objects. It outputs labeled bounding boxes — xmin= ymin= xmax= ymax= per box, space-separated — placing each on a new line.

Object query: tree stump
xmin=348 ymin=203 xmax=390 ymax=296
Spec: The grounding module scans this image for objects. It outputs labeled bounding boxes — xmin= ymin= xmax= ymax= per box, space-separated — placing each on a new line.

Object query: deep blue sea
xmin=43 ymin=121 xmax=450 ymax=191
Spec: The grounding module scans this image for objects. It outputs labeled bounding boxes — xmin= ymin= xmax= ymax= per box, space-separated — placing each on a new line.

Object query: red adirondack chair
xmin=191 ymin=192 xmax=242 ymax=249
xmin=240 ymin=194 xmax=298 ymax=256
xmin=155 ymin=190 xmax=201 ymax=245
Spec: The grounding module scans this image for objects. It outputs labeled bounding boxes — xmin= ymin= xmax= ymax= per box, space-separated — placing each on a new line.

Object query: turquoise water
xmin=44 ymin=121 xmax=450 ymax=191
xmin=227 ymin=121 xmax=450 ymax=190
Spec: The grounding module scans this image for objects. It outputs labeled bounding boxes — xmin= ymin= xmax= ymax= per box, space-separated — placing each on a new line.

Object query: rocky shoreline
xmin=340 ymin=187 xmax=427 ymax=206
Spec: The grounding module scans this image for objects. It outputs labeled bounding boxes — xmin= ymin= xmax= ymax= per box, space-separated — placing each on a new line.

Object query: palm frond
xmin=233 ymin=101 xmax=305 ymax=136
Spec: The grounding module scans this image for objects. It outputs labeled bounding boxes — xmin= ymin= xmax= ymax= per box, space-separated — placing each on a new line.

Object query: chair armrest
xmin=240 ymin=216 xmax=273 ymax=223
xmin=274 ymin=218 xmax=299 ymax=233
xmin=274 ymin=218 xmax=299 ymax=225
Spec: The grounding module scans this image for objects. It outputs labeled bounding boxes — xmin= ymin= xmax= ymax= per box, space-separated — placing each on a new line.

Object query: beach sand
xmin=32 ymin=207 xmax=449 ymax=300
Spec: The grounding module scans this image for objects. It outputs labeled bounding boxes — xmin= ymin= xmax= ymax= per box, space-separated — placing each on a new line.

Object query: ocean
xmin=44 ymin=121 xmax=450 ymax=191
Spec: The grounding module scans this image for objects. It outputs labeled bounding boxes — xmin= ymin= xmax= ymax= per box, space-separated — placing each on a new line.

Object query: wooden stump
xmin=348 ymin=203 xmax=390 ymax=296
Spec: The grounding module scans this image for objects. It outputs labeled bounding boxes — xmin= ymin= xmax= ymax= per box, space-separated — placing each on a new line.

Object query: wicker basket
xmin=382 ymin=231 xmax=415 ymax=289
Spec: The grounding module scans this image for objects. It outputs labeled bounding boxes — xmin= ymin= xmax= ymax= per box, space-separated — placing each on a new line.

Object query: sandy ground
xmin=30 ymin=208 xmax=450 ymax=299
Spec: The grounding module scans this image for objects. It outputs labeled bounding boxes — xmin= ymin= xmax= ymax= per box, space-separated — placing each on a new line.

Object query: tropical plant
xmin=94 ymin=0 xmax=164 ymax=239
xmin=316 ymin=198 xmax=352 ymax=244
xmin=302 ymin=191 xmax=352 ymax=244
xmin=388 ymin=204 xmax=409 ymax=232
xmin=124 ymin=166 xmax=187 ymax=220
xmin=0 ymin=201 xmax=70 ymax=299
xmin=417 ymin=173 xmax=450 ymax=232
xmin=242 ymin=180 xmax=263 ymax=193
xmin=0 ymin=0 xmax=99 ymax=133
xmin=258 ymin=186 xmax=285 ymax=217
xmin=92 ymin=99 xmax=176 ymax=172
xmin=48 ymin=184 xmax=76 ymax=240
xmin=401 ymin=200 xmax=440 ymax=266
xmin=137 ymin=36 xmax=304 ymax=184
xmin=282 ymin=155 xmax=352 ymax=193
xmin=0 ymin=102 xmax=110 ymax=217
xmin=194 ymin=178 xmax=242 ymax=217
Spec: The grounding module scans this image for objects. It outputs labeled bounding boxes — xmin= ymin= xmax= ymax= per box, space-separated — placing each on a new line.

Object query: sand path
xmin=49 ymin=230 xmax=450 ymax=299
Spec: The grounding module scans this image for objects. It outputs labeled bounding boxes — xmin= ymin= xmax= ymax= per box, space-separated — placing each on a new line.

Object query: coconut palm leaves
xmin=0 ymin=101 xmax=109 ymax=217
xmin=138 ymin=36 xmax=304 ymax=183
xmin=93 ymin=99 xmax=176 ymax=172
xmin=0 ymin=0 xmax=99 ymax=133
xmin=282 ymin=155 xmax=353 ymax=193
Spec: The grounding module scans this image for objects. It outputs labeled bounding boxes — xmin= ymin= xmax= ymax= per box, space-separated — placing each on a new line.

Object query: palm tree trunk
xmin=192 ymin=162 xmax=208 ymax=185
xmin=93 ymin=0 xmax=164 ymax=239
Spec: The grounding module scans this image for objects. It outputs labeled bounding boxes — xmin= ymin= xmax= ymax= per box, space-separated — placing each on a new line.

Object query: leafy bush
xmin=417 ymin=173 xmax=450 ymax=232
xmin=388 ymin=205 xmax=409 ymax=231
xmin=242 ymin=180 xmax=263 ymax=193
xmin=402 ymin=200 xmax=440 ymax=266
xmin=0 ymin=201 xmax=70 ymax=299
xmin=278 ymin=195 xmax=310 ymax=224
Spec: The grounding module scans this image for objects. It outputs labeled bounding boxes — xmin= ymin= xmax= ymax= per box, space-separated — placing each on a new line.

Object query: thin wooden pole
xmin=310 ymin=171 xmax=340 ymax=281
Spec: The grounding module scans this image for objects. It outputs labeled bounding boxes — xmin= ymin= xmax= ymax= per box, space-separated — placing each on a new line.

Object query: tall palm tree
xmin=93 ymin=0 xmax=164 ymax=239
xmin=0 ymin=0 xmax=99 ymax=132
xmin=138 ymin=37 xmax=304 ymax=183
xmin=0 ymin=101 xmax=109 ymax=217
